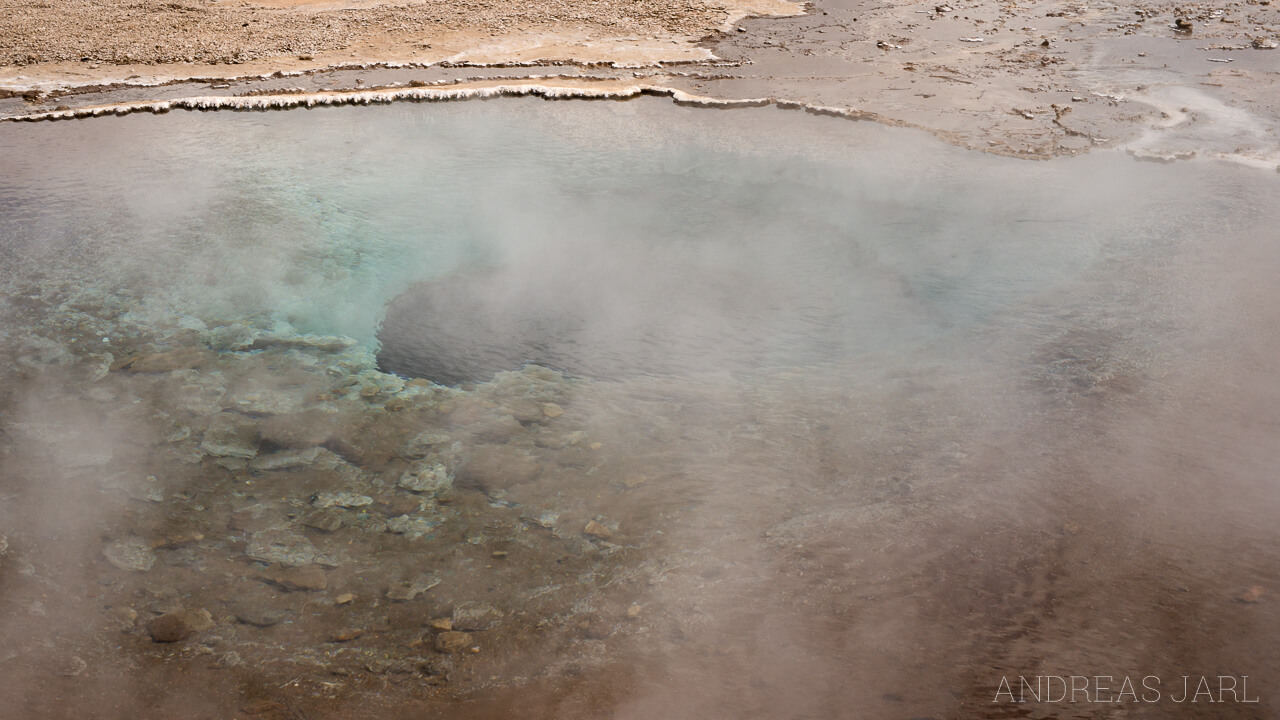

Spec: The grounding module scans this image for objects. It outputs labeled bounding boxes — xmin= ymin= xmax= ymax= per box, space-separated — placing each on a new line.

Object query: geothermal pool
xmin=1 ymin=99 xmax=1279 ymax=719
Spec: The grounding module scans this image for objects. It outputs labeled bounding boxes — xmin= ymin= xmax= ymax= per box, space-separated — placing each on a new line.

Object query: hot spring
xmin=1 ymin=99 xmax=1278 ymax=719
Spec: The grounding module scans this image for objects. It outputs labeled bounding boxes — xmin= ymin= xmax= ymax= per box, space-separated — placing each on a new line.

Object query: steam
xmin=1 ymin=96 xmax=1279 ymax=719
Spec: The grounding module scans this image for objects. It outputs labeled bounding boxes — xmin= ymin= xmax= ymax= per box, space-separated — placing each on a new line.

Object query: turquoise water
xmin=0 ymin=100 xmax=1240 ymax=363
xmin=4 ymin=97 xmax=1280 ymax=719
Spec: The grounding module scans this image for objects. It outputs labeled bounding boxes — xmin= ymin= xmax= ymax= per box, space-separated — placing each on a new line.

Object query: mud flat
xmin=3 ymin=0 xmax=1280 ymax=163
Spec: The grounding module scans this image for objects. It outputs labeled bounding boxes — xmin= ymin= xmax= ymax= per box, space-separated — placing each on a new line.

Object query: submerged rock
xmin=398 ymin=461 xmax=453 ymax=495
xmin=232 ymin=600 xmax=287 ymax=628
xmin=250 ymin=447 xmax=323 ymax=471
xmin=451 ymin=601 xmax=503 ymax=631
xmin=385 ymin=515 xmax=439 ymax=538
xmin=269 ymin=566 xmax=328 ymax=592
xmin=312 ymin=491 xmax=373 ymax=509
xmin=457 ymin=446 xmax=541 ymax=492
xmin=434 ymin=631 xmax=471 ymax=654
xmin=245 ymin=529 xmax=316 ymax=567
xmin=199 ymin=414 xmax=259 ymax=459
xmin=103 ymin=538 xmax=157 ymax=572
xmin=148 ymin=613 xmax=193 ymax=642
xmin=118 ymin=347 xmax=209 ymax=373
xmin=300 ymin=508 xmax=346 ymax=532
xmin=401 ymin=431 xmax=452 ymax=459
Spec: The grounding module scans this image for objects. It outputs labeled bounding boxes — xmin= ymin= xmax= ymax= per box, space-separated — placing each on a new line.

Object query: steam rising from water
xmin=2 ymin=99 xmax=1279 ymax=718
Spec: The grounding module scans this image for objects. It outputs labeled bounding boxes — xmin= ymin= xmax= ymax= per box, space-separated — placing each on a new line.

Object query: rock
xmin=434 ymin=631 xmax=471 ymax=654
xmin=401 ymin=431 xmax=452 ymax=459
xmin=232 ymin=600 xmax=287 ymax=627
xmin=180 ymin=608 xmax=216 ymax=631
xmin=148 ymin=613 xmax=193 ymax=642
xmin=583 ymin=520 xmax=613 ymax=540
xmin=1237 ymin=586 xmax=1265 ymax=604
xmin=398 ymin=461 xmax=453 ymax=495
xmin=215 ymin=651 xmax=244 ymax=668
xmin=250 ymin=333 xmax=356 ymax=352
xmin=335 ymin=593 xmax=355 ymax=605
xmin=312 ymin=491 xmax=373 ymax=509
xmin=626 ymin=604 xmax=643 ymax=619
xmin=456 ymin=446 xmax=541 ymax=492
xmin=466 ymin=414 xmax=524 ymax=443
xmin=380 ymin=495 xmax=422 ymax=516
xmin=428 ymin=617 xmax=452 ymax=631
xmin=245 ymin=529 xmax=316 ymax=567
xmin=199 ymin=414 xmax=259 ymax=459
xmin=228 ymin=503 xmax=286 ymax=533
xmin=270 ymin=566 xmax=327 ymax=592
xmin=300 ymin=508 xmax=346 ymax=532
xmin=103 ymin=538 xmax=156 ymax=572
xmin=119 ymin=347 xmax=209 ymax=373
xmin=56 ymin=656 xmax=88 ymax=677
xmin=330 ymin=628 xmax=364 ymax=642
xmin=204 ymin=323 xmax=259 ymax=351
xmin=260 ymin=410 xmax=344 ymax=449
xmin=151 ymin=529 xmax=204 ymax=549
xmin=104 ymin=606 xmax=138 ymax=631
xmin=416 ymin=655 xmax=453 ymax=680
xmin=385 ymin=515 xmax=438 ymax=538
xmin=451 ymin=601 xmax=503 ymax=631
xmin=250 ymin=447 xmax=323 ymax=471
xmin=541 ymin=402 xmax=563 ymax=418
xmin=386 ymin=576 xmax=440 ymax=602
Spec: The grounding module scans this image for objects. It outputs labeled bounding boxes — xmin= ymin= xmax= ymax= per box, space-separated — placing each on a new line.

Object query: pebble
xmin=386 ymin=576 xmax=441 ymax=602
xmin=250 ymin=447 xmax=323 ymax=471
xmin=148 ymin=613 xmax=193 ymax=642
xmin=103 ymin=538 xmax=157 ymax=572
xmin=451 ymin=601 xmax=503 ymax=631
xmin=181 ymin=608 xmax=216 ymax=631
xmin=232 ymin=601 xmax=287 ymax=628
xmin=434 ymin=631 xmax=471 ymax=654
xmin=300 ymin=508 xmax=346 ymax=532
xmin=335 ymin=593 xmax=356 ymax=605
xmin=583 ymin=520 xmax=614 ymax=540
xmin=1237 ymin=586 xmax=1265 ymax=604
xmin=312 ymin=491 xmax=373 ymax=509
xmin=270 ymin=566 xmax=328 ymax=592
xmin=457 ymin=446 xmax=541 ymax=491
xmin=105 ymin=606 xmax=138 ymax=632
xmin=199 ymin=414 xmax=259 ymax=459
xmin=245 ymin=529 xmax=316 ymax=567
xmin=119 ymin=347 xmax=208 ymax=373
xmin=400 ymin=431 xmax=452 ymax=459
xmin=56 ymin=656 xmax=88 ymax=677
xmin=385 ymin=515 xmax=439 ymax=538
xmin=398 ymin=461 xmax=453 ymax=495
xmin=542 ymin=402 xmax=564 ymax=418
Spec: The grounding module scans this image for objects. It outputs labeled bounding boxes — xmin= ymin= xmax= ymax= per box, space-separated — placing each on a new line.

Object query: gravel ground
xmin=0 ymin=0 xmax=726 ymax=66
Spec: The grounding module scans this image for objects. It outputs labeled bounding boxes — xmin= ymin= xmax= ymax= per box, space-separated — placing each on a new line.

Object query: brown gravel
xmin=0 ymin=0 xmax=726 ymax=67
